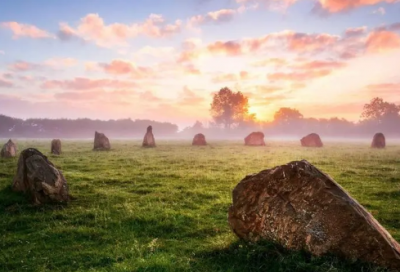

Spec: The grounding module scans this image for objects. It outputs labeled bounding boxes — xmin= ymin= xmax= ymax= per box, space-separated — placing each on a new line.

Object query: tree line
xmin=181 ymin=87 xmax=400 ymax=138
xmin=1 ymin=87 xmax=399 ymax=138
xmin=0 ymin=115 xmax=179 ymax=138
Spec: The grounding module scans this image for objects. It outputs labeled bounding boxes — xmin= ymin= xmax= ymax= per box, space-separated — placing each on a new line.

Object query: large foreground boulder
xmin=228 ymin=160 xmax=400 ymax=270
xmin=371 ymin=133 xmax=386 ymax=149
xmin=143 ymin=126 xmax=156 ymax=147
xmin=192 ymin=133 xmax=207 ymax=146
xmin=12 ymin=148 xmax=70 ymax=205
xmin=51 ymin=139 xmax=62 ymax=155
xmin=93 ymin=131 xmax=110 ymax=150
xmin=1 ymin=139 xmax=17 ymax=158
xmin=244 ymin=132 xmax=265 ymax=146
xmin=300 ymin=133 xmax=323 ymax=147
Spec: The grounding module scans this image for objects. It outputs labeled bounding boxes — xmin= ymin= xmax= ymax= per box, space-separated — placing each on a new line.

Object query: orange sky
xmin=0 ymin=0 xmax=400 ymax=127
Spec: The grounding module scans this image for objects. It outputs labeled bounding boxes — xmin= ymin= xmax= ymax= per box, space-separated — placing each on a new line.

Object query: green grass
xmin=1 ymin=140 xmax=399 ymax=272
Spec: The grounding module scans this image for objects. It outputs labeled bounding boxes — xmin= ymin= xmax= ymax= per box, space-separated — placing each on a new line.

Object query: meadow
xmin=0 ymin=140 xmax=400 ymax=272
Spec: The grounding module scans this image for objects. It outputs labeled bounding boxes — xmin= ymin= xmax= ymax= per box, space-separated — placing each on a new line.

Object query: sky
xmin=0 ymin=0 xmax=400 ymax=128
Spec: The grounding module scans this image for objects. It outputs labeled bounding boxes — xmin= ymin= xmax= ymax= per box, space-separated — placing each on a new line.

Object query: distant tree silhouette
xmin=274 ymin=108 xmax=303 ymax=125
xmin=210 ymin=87 xmax=250 ymax=129
xmin=361 ymin=97 xmax=400 ymax=124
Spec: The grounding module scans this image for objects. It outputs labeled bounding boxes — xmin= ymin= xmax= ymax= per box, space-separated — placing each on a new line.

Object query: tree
xmin=273 ymin=107 xmax=303 ymax=126
xmin=210 ymin=87 xmax=250 ymax=129
xmin=361 ymin=97 xmax=400 ymax=124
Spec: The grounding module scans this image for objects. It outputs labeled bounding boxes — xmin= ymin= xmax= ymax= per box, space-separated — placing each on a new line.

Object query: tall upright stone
xmin=51 ymin=139 xmax=62 ymax=155
xmin=1 ymin=139 xmax=17 ymax=158
xmin=142 ymin=126 xmax=156 ymax=147
xmin=93 ymin=131 xmax=111 ymax=151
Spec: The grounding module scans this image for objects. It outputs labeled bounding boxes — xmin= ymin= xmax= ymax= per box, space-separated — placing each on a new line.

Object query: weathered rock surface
xmin=371 ymin=133 xmax=386 ymax=149
xmin=244 ymin=132 xmax=265 ymax=146
xmin=192 ymin=133 xmax=207 ymax=146
xmin=300 ymin=133 xmax=323 ymax=147
xmin=12 ymin=148 xmax=70 ymax=205
xmin=93 ymin=131 xmax=110 ymax=150
xmin=51 ymin=139 xmax=62 ymax=155
xmin=228 ymin=160 xmax=400 ymax=270
xmin=143 ymin=126 xmax=156 ymax=147
xmin=1 ymin=139 xmax=17 ymax=158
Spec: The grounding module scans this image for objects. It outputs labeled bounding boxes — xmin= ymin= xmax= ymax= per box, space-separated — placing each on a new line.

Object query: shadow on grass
xmin=190 ymin=241 xmax=387 ymax=272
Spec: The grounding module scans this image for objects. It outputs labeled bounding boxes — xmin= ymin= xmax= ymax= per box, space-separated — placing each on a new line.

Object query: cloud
xmin=57 ymin=13 xmax=182 ymax=47
xmin=291 ymin=60 xmax=347 ymax=70
xmin=188 ymin=9 xmax=237 ymax=27
xmin=366 ymin=30 xmax=400 ymax=53
xmin=0 ymin=79 xmax=13 ymax=88
xmin=251 ymin=58 xmax=287 ymax=67
xmin=8 ymin=61 xmax=40 ymax=72
xmin=0 ymin=50 xmax=4 ymax=55
xmin=267 ymin=69 xmax=332 ymax=82
xmin=99 ymin=60 xmax=154 ymax=78
xmin=177 ymin=30 xmax=340 ymax=63
xmin=344 ymin=26 xmax=367 ymax=38
xmin=238 ymin=0 xmax=398 ymax=13
xmin=1 ymin=21 xmax=54 ymax=39
xmin=179 ymin=86 xmax=205 ymax=105
xmin=44 ymin=58 xmax=78 ymax=68
xmin=365 ymin=82 xmax=400 ymax=96
xmin=315 ymin=0 xmax=397 ymax=13
xmin=211 ymin=71 xmax=252 ymax=83
xmin=40 ymin=77 xmax=138 ymax=90
xmin=372 ymin=7 xmax=386 ymax=15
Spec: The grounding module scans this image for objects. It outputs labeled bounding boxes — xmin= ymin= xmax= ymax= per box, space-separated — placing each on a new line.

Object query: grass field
xmin=1 ymin=140 xmax=400 ymax=272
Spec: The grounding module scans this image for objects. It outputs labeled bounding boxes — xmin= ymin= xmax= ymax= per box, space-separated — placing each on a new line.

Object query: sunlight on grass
xmin=0 ymin=140 xmax=399 ymax=271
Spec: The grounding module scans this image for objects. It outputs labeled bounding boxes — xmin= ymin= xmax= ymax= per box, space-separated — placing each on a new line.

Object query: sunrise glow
xmin=0 ymin=0 xmax=399 ymax=128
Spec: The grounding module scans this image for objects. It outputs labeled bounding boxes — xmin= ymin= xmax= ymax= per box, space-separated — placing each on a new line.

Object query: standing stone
xmin=143 ymin=126 xmax=156 ymax=147
xmin=300 ymin=133 xmax=323 ymax=147
xmin=93 ymin=131 xmax=111 ymax=151
xmin=1 ymin=139 xmax=17 ymax=158
xmin=228 ymin=160 xmax=400 ymax=270
xmin=51 ymin=139 xmax=62 ymax=155
xmin=244 ymin=132 xmax=265 ymax=146
xmin=12 ymin=148 xmax=70 ymax=205
xmin=192 ymin=133 xmax=207 ymax=146
xmin=371 ymin=133 xmax=386 ymax=149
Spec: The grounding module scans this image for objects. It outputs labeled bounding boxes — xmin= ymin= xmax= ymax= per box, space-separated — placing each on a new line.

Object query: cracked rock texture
xmin=12 ymin=148 xmax=70 ymax=205
xmin=228 ymin=160 xmax=400 ymax=270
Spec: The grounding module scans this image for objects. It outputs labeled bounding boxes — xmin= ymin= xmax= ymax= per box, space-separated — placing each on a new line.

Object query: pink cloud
xmin=0 ymin=79 xmax=13 ymax=88
xmin=344 ymin=27 xmax=367 ymax=38
xmin=99 ymin=60 xmax=154 ymax=78
xmin=58 ymin=13 xmax=182 ymax=47
xmin=8 ymin=61 xmax=39 ymax=72
xmin=268 ymin=69 xmax=332 ymax=82
xmin=44 ymin=58 xmax=78 ymax=68
xmin=188 ymin=9 xmax=237 ymax=27
xmin=40 ymin=77 xmax=138 ymax=90
xmin=366 ymin=30 xmax=400 ymax=53
xmin=316 ymin=0 xmax=398 ymax=13
xmin=1 ymin=22 xmax=54 ymax=39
